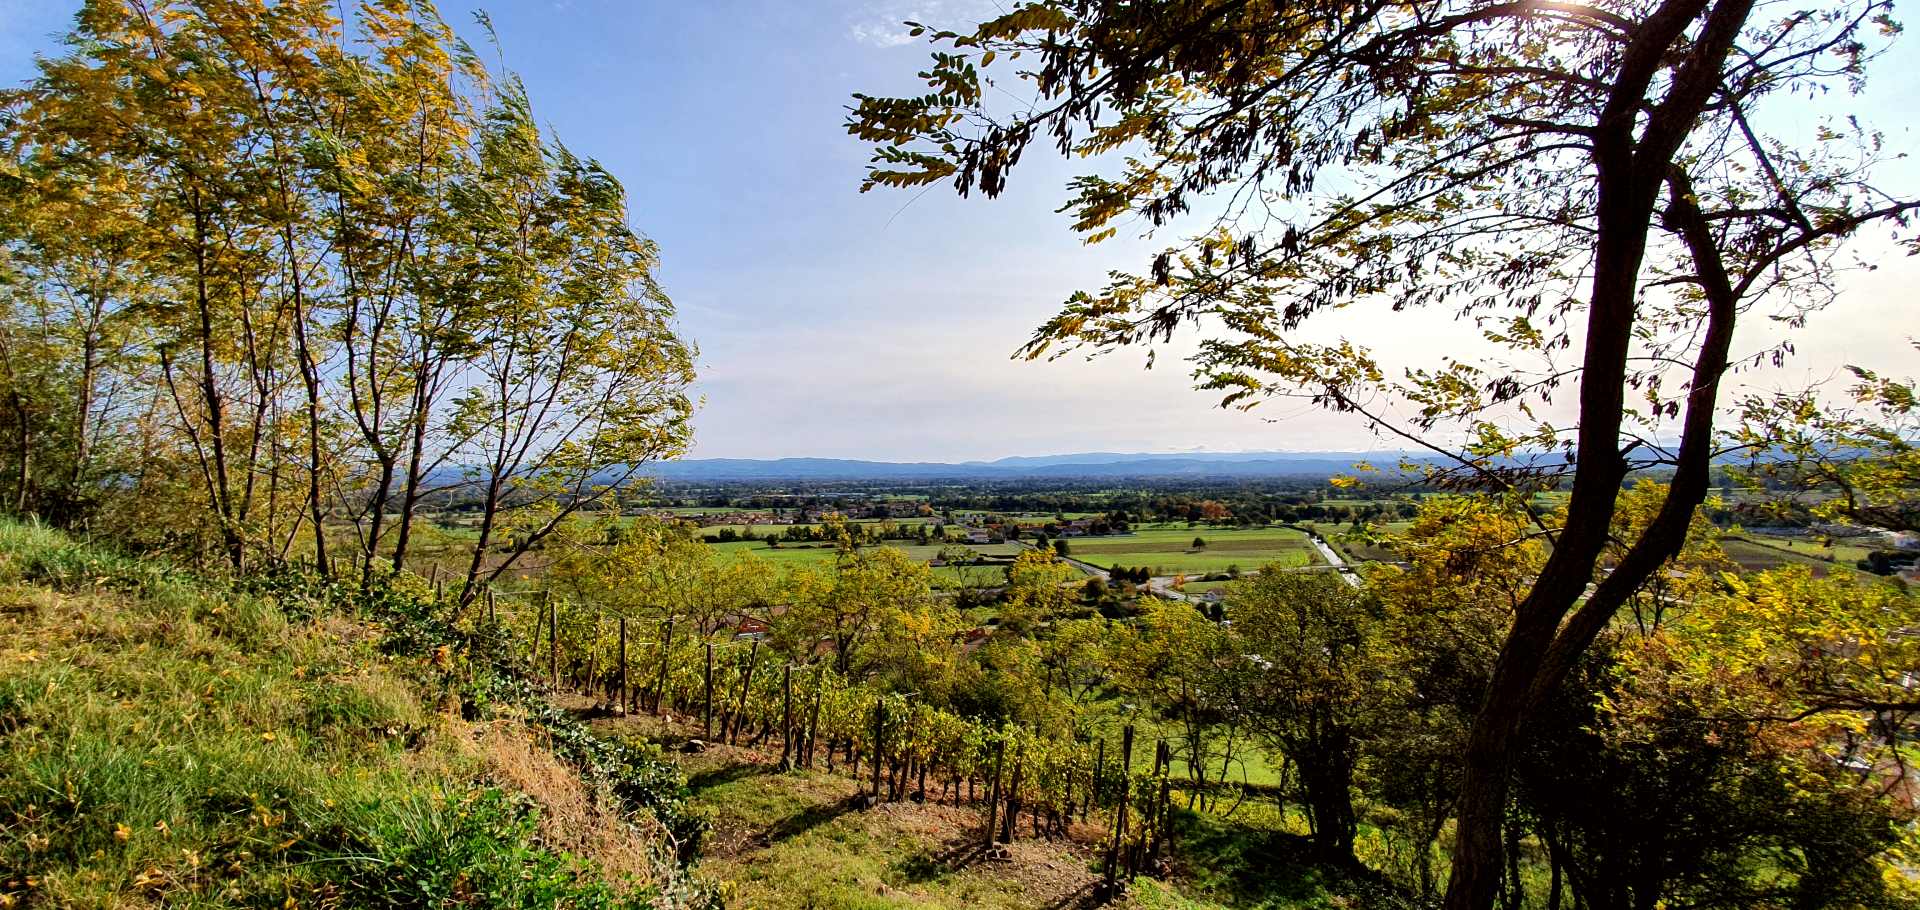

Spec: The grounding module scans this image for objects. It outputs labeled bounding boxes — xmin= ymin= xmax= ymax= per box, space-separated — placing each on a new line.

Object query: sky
xmin=1 ymin=0 xmax=1916 ymax=462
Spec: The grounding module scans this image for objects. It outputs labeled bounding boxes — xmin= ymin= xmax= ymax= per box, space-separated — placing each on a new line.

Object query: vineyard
xmin=483 ymin=585 xmax=1202 ymax=897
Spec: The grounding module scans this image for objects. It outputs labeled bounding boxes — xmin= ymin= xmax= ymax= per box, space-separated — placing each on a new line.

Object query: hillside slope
xmin=0 ymin=522 xmax=713 ymax=909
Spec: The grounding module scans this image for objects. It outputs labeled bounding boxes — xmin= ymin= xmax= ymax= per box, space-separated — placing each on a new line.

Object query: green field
xmin=1177 ymin=578 xmax=1236 ymax=594
xmin=690 ymin=516 xmax=944 ymax=536
xmin=1066 ymin=526 xmax=1317 ymax=576
xmin=1324 ymin=520 xmax=1415 ymax=563
xmin=1719 ymin=535 xmax=1873 ymax=579
xmin=1737 ymin=534 xmax=1876 ymax=565
xmin=705 ymin=540 xmax=1027 ymax=586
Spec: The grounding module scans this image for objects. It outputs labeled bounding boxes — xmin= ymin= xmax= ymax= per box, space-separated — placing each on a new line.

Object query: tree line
xmin=0 ymin=0 xmax=694 ymax=603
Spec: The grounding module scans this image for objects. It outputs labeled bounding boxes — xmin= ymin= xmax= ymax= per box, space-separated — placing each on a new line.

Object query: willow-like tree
xmin=445 ymin=80 xmax=695 ymax=605
xmin=847 ymin=1 xmax=1918 ymax=905
xmin=2 ymin=2 xmax=695 ymax=588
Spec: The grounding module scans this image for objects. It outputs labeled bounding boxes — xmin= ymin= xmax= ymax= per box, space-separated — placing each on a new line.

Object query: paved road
xmin=1044 ymin=548 xmax=1199 ymax=602
xmin=1304 ymin=532 xmax=1363 ymax=588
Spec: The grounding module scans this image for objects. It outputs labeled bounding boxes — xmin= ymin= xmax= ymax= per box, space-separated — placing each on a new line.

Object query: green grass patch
xmin=680 ymin=755 xmax=1098 ymax=909
xmin=1067 ymin=527 xmax=1317 ymax=577
xmin=1718 ymin=535 xmax=1872 ymax=579
xmin=0 ymin=520 xmax=712 ymax=908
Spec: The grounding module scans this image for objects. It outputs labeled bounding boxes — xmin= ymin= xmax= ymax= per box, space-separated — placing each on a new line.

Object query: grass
xmin=1076 ymin=702 xmax=1288 ymax=789
xmin=0 ymin=520 xmax=709 ymax=908
xmin=1718 ymin=535 xmax=1873 ymax=579
xmin=663 ymin=748 xmax=1106 ymax=910
xmin=1177 ymin=579 xmax=1235 ymax=594
xmin=1066 ymin=527 xmax=1317 ymax=577
xmin=1141 ymin=808 xmax=1419 ymax=910
xmin=705 ymin=541 xmax=1028 ymax=587
xmin=1734 ymin=533 xmax=1876 ymax=565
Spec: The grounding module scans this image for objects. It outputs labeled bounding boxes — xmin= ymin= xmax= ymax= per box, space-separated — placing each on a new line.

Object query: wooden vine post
xmin=728 ymin=638 xmax=760 ymax=744
xmin=805 ymin=664 xmax=825 ymax=769
xmin=1001 ymin=744 xmax=1025 ymax=844
xmin=617 ymin=617 xmax=629 ymax=713
xmin=1152 ymin=740 xmax=1175 ymax=868
xmin=529 ymin=594 xmax=542 ymax=663
xmin=1144 ymin=740 xmax=1168 ymax=871
xmin=703 ymin=642 xmax=714 ymax=738
xmin=1102 ymin=725 xmax=1135 ymax=899
xmin=984 ymin=736 xmax=1006 ymax=851
xmin=654 ymin=618 xmax=675 ymax=712
xmin=547 ymin=592 xmax=559 ymax=689
xmin=779 ymin=663 xmax=795 ymax=771
xmin=871 ymin=697 xmax=886 ymax=800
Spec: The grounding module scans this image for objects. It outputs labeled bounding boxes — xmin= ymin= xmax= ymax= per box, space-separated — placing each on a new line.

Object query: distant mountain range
xmin=636 ymin=451 xmax=1418 ymax=482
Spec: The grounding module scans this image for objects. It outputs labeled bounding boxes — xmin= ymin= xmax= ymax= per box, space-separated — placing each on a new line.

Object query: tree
xmin=998 ymin=548 xmax=1077 ymax=633
xmin=443 ymin=80 xmax=694 ymax=604
xmin=848 ymin=3 xmax=1918 ymax=903
xmin=1516 ymin=567 xmax=1920 ymax=909
xmin=1191 ymin=536 xmax=1206 ymax=550
xmin=1734 ymin=348 xmax=1919 ymax=533
xmin=1228 ymin=568 xmax=1383 ymax=860
xmin=1107 ymin=598 xmax=1238 ymax=806
xmin=1 ymin=2 xmax=695 ymax=590
xmin=785 ymin=546 xmax=935 ymax=676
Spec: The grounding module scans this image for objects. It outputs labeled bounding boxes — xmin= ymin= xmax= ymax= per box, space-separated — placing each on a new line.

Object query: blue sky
xmin=2 ymin=0 xmax=1916 ymax=461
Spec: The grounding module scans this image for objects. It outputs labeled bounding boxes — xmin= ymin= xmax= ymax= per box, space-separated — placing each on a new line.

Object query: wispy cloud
xmin=847 ymin=0 xmax=1000 ymax=48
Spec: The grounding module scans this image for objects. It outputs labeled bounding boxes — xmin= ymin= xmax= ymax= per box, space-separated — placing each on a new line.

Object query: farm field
xmin=1177 ymin=578 xmax=1236 ymax=594
xmin=1067 ymin=525 xmax=1318 ymax=576
xmin=1738 ymin=533 xmax=1877 ymax=565
xmin=1325 ymin=520 xmax=1415 ymax=563
xmin=1718 ymin=535 xmax=1874 ymax=579
xmin=692 ymin=516 xmax=942 ymax=536
xmin=705 ymin=540 xmax=1027 ymax=586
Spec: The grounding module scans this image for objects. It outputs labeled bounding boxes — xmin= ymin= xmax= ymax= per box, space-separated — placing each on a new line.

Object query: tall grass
xmin=0 ymin=519 xmax=715 ymax=908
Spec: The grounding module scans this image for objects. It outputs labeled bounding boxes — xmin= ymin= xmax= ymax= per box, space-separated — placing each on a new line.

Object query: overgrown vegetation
xmin=0 ymin=520 xmax=716 ymax=908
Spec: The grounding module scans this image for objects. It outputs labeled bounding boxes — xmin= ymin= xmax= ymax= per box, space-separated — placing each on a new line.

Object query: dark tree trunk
xmin=1443 ymin=1 xmax=1756 ymax=903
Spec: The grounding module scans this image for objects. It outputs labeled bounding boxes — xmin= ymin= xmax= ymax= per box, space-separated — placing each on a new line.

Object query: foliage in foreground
xmin=0 ymin=520 xmax=716 ymax=908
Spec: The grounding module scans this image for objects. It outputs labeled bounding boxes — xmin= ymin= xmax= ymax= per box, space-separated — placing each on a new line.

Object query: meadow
xmin=1717 ymin=534 xmax=1875 ymax=579
xmin=1066 ymin=525 xmax=1319 ymax=576
xmin=706 ymin=540 xmax=1029 ymax=586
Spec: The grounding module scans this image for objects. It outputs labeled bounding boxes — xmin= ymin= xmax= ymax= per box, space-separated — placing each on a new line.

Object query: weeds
xmin=0 ymin=520 xmax=718 ymax=908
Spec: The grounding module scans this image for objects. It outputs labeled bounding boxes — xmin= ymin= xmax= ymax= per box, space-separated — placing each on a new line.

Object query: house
xmin=733 ymin=617 xmax=771 ymax=640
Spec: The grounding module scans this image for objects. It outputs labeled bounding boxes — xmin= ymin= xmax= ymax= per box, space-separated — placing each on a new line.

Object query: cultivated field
xmin=1066 ymin=525 xmax=1318 ymax=576
xmin=706 ymin=540 xmax=1028 ymax=585
xmin=1718 ymin=534 xmax=1874 ymax=579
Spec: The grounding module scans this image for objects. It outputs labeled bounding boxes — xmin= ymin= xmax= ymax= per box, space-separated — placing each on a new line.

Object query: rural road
xmin=1303 ymin=532 xmax=1363 ymax=588
xmin=1039 ymin=530 xmax=1365 ymax=601
xmin=1040 ymin=547 xmax=1201 ymax=602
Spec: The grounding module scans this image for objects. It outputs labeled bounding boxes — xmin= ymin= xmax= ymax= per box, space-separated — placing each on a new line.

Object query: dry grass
xmin=458 ymin=718 xmax=672 ymax=889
